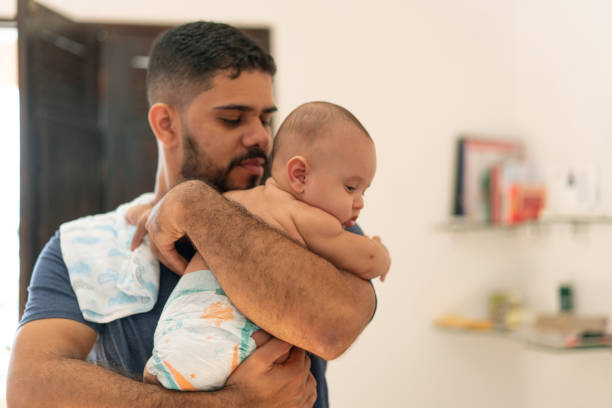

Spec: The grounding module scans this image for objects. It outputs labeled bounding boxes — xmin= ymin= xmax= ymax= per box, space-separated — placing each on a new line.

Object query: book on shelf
xmin=452 ymin=136 xmax=523 ymax=222
xmin=489 ymin=161 xmax=546 ymax=225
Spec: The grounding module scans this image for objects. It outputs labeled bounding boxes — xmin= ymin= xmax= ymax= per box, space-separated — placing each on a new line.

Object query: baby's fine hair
xmin=269 ymin=101 xmax=371 ymax=167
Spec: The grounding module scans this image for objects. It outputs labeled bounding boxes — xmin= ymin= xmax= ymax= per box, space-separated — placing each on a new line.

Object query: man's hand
xmin=129 ymin=183 xmax=197 ymax=274
xmin=125 ymin=203 xmax=154 ymax=228
xmin=127 ymin=201 xmax=190 ymax=276
xmin=226 ymin=338 xmax=317 ymax=408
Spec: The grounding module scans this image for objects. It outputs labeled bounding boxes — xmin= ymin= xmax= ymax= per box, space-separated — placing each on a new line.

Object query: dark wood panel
xmin=18 ymin=2 xmax=100 ymax=316
xmin=97 ymin=25 xmax=167 ymax=210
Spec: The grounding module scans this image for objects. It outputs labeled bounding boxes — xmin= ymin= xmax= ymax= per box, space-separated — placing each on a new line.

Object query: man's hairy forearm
xmin=8 ymin=348 xmax=233 ymax=408
xmin=176 ymin=180 xmax=376 ymax=359
xmin=9 ymin=319 xmax=316 ymax=408
xmin=8 ymin=320 xmax=236 ymax=408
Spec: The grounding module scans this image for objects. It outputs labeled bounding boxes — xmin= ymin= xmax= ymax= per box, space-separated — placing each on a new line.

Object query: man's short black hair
xmin=147 ymin=21 xmax=276 ymax=108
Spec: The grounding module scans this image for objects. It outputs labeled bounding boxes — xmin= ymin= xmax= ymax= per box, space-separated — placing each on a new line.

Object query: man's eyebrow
xmin=263 ymin=106 xmax=279 ymax=113
xmin=214 ymin=104 xmax=278 ymax=113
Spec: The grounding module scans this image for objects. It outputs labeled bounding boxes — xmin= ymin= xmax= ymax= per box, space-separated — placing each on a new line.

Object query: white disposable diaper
xmin=60 ymin=193 xmax=159 ymax=323
xmin=146 ymin=269 xmax=258 ymax=391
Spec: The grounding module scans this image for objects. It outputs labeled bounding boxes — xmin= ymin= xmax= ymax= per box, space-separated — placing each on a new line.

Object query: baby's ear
xmin=287 ymin=156 xmax=309 ymax=194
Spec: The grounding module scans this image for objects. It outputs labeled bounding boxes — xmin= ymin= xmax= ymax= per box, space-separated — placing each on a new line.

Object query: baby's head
xmin=270 ymin=101 xmax=376 ymax=227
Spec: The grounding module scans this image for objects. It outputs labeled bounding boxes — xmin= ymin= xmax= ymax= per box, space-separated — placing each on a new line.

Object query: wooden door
xmin=18 ymin=2 xmax=101 ymax=316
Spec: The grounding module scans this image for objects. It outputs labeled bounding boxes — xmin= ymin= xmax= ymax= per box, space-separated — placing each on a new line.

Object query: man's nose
xmin=243 ymin=119 xmax=271 ymax=152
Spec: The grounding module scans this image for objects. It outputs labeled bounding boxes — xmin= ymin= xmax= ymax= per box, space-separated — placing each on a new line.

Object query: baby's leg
xmin=185 ymin=252 xmax=210 ymax=273
xmin=143 ymin=357 xmax=162 ymax=386
xmin=251 ymin=330 xmax=290 ymax=364
xmin=251 ymin=329 xmax=271 ymax=347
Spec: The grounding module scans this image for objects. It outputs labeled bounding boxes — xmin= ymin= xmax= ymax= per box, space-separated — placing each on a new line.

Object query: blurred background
xmin=1 ymin=0 xmax=611 ymax=406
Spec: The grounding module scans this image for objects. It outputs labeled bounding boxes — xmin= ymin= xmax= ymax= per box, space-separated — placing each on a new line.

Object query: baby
xmin=143 ymin=101 xmax=390 ymax=390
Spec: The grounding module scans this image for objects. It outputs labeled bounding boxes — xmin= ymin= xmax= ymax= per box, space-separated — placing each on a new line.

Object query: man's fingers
xmin=125 ymin=204 xmax=148 ymax=225
xmin=282 ymin=346 xmax=309 ymax=374
xmin=304 ymin=373 xmax=317 ymax=407
xmin=250 ymin=337 xmax=293 ymax=367
xmin=148 ymin=241 xmax=163 ymax=262
xmin=130 ymin=217 xmax=148 ymax=251
xmin=158 ymin=246 xmax=189 ymax=275
xmin=303 ymin=350 xmax=311 ymax=372
xmin=171 ymin=252 xmax=189 ymax=274
xmin=144 ymin=208 xmax=188 ymax=274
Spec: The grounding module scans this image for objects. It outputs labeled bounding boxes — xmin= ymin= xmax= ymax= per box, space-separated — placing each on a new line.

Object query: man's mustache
xmin=228 ymin=147 xmax=269 ymax=170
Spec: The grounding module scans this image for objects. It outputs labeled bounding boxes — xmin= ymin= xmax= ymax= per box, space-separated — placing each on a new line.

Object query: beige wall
xmin=31 ymin=1 xmax=612 ymax=406
xmin=513 ymin=1 xmax=612 ymax=405
xmin=0 ymin=30 xmax=17 ymax=87
xmin=0 ymin=0 xmax=16 ymax=19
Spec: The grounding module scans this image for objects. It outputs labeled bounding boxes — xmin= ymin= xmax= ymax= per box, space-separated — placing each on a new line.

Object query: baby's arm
xmin=293 ymin=205 xmax=390 ymax=281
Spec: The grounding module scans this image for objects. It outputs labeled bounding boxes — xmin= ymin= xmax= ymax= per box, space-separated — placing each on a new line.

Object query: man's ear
xmin=149 ymin=103 xmax=181 ymax=148
xmin=287 ymin=156 xmax=309 ymax=194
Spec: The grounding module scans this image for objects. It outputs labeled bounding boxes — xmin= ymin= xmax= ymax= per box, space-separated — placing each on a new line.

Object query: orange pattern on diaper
xmin=200 ymin=301 xmax=234 ymax=327
xmin=162 ymin=360 xmax=197 ymax=391
xmin=231 ymin=344 xmax=239 ymax=372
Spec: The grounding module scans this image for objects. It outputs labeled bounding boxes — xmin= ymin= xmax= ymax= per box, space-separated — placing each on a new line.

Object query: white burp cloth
xmin=147 ymin=269 xmax=258 ymax=391
xmin=60 ymin=193 xmax=160 ymax=323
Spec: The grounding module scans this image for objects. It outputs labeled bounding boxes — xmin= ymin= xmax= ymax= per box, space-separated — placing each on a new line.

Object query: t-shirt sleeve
xmin=345 ymin=223 xmax=378 ymax=320
xmin=19 ymin=230 xmax=102 ymax=333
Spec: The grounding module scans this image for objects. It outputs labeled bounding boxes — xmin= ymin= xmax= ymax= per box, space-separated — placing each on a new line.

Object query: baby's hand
xmin=371 ymin=236 xmax=391 ymax=282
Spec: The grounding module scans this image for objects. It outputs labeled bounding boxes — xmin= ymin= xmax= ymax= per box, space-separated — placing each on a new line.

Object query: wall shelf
xmin=436 ymin=214 xmax=612 ymax=233
xmin=435 ymin=326 xmax=612 ymax=353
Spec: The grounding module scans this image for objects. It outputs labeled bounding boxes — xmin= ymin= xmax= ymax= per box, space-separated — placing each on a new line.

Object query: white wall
xmin=31 ymin=1 xmax=612 ymax=407
xmin=513 ymin=1 xmax=612 ymax=406
xmin=0 ymin=0 xmax=16 ymax=19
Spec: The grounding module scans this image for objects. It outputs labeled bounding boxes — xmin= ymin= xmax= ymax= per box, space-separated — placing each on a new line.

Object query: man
xmin=7 ymin=21 xmax=376 ymax=408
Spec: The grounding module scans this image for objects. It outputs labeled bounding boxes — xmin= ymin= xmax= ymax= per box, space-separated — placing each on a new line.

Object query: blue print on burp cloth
xmin=60 ymin=193 xmax=160 ymax=323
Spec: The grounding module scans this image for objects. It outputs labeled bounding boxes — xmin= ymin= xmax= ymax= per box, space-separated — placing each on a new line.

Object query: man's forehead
xmin=191 ymin=70 xmax=275 ymax=110
xmin=210 ymin=70 xmax=272 ymax=93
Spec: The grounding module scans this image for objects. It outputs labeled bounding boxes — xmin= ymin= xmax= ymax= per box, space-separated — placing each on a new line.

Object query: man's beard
xmin=180 ymin=129 xmax=268 ymax=192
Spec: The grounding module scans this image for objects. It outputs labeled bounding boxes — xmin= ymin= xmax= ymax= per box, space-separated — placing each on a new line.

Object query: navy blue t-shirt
xmin=20 ymin=225 xmax=367 ymax=407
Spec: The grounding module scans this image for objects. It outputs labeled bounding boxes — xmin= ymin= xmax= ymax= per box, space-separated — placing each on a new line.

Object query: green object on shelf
xmin=559 ymin=284 xmax=573 ymax=313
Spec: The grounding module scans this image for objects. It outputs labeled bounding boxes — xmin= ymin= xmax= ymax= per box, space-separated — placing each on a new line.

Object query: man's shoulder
xmin=39 ymin=229 xmax=65 ymax=263
xmin=19 ymin=230 xmax=103 ymax=332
